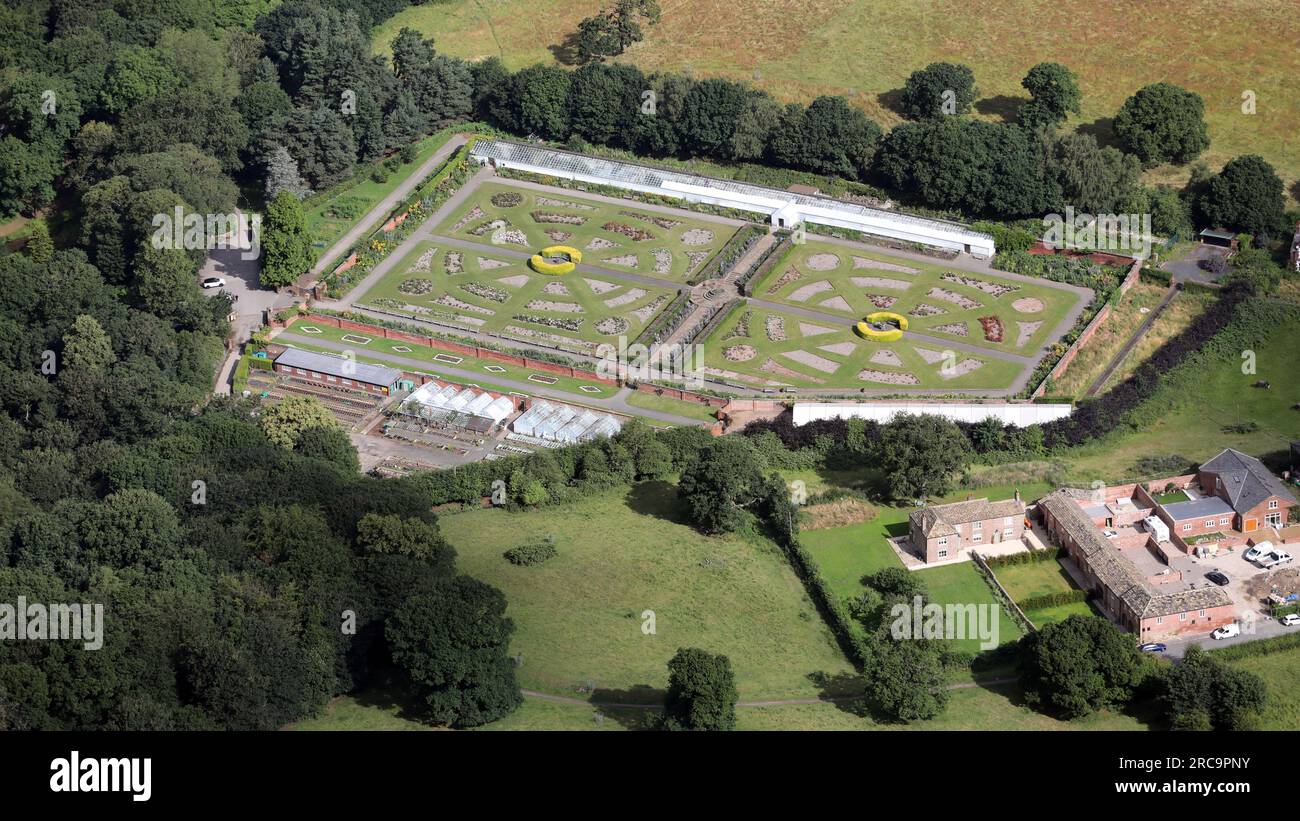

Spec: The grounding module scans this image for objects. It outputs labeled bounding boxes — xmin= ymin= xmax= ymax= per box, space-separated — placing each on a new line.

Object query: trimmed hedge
xmin=738 ymin=231 xmax=792 ymax=296
xmin=1019 ymin=590 xmax=1089 ymax=611
xmin=1206 ymin=630 xmax=1300 ymax=662
xmin=633 ymin=289 xmax=691 ymax=348
xmin=984 ymin=547 xmax=1062 ymax=567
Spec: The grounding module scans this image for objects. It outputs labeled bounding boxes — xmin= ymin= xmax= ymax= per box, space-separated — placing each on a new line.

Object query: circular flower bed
xmin=854 ymin=310 xmax=908 ymax=342
xmin=398 ymin=278 xmax=434 ymax=295
xmin=528 ymin=245 xmax=583 ymax=275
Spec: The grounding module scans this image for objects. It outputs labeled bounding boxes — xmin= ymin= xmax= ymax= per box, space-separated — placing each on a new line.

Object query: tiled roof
xmin=1201 ymin=448 xmax=1295 ymax=514
xmin=1040 ymin=491 xmax=1231 ymax=619
xmin=910 ymin=497 xmax=1024 ymax=538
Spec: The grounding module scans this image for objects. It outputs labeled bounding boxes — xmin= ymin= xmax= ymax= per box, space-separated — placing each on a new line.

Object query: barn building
xmin=273 ymin=348 xmax=402 ymax=395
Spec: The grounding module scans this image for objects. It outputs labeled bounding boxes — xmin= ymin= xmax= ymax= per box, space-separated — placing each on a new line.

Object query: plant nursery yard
xmin=436 ymin=484 xmax=855 ymax=702
xmin=435 ymin=181 xmax=740 ymax=282
xmin=356 ymin=236 xmax=680 ymax=355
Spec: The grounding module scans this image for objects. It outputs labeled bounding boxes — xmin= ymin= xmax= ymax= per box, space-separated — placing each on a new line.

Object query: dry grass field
xmin=377 ymin=0 xmax=1300 ymax=199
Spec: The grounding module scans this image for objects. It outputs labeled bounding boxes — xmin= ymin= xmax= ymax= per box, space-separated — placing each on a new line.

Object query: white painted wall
xmin=792 ymin=401 xmax=1073 ymax=427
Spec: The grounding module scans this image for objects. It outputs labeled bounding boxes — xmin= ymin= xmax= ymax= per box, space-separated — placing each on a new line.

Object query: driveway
xmin=1162 ymin=243 xmax=1229 ymax=285
xmin=199 ymin=232 xmax=293 ymax=344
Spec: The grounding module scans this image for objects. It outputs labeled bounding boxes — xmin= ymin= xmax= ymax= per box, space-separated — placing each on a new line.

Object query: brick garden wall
xmin=1031 ymin=260 xmax=1142 ymax=398
xmin=288 ymin=313 xmax=618 ymax=384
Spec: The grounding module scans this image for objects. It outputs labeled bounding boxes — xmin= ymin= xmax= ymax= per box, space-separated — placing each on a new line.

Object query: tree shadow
xmin=589 ymin=685 xmax=666 ymax=729
xmin=805 ymin=670 xmax=873 ymax=718
xmin=876 ymin=87 xmax=907 ymax=118
xmin=623 ymin=480 xmax=691 ymax=524
xmin=1290 ymin=180 xmax=1300 ymax=204
xmin=975 ymin=94 xmax=1025 ymax=123
xmin=1076 ymin=116 xmax=1119 ymax=149
xmin=548 ymin=33 xmax=583 ymax=67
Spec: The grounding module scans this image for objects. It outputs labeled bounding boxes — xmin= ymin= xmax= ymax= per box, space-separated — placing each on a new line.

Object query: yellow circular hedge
xmin=854 ymin=310 xmax=909 ymax=341
xmin=528 ymin=245 xmax=582 ymax=275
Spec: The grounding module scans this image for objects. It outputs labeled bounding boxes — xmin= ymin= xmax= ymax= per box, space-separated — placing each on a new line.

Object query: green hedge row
xmin=1018 ymin=589 xmax=1089 ymax=611
xmin=692 ymin=224 xmax=766 ymax=284
xmin=985 ymin=547 xmax=1062 ymax=567
xmin=633 ymin=289 xmax=691 ymax=348
xmin=1206 ymin=630 xmax=1300 ymax=662
xmin=738 ymin=232 xmax=792 ymax=296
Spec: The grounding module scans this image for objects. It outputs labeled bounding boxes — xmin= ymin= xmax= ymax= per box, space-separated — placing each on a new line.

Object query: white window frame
xmin=937 ymin=537 xmax=948 ymax=546
xmin=937 ymin=549 xmax=948 ymax=559
xmin=1269 ymin=500 xmax=1279 ymax=510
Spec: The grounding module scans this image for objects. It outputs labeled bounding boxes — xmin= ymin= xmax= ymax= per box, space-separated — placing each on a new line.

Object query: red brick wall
xmin=289 ymin=314 xmax=617 ymax=385
xmin=634 ymin=382 xmax=728 ymax=408
xmin=1139 ymin=605 xmax=1235 ymax=640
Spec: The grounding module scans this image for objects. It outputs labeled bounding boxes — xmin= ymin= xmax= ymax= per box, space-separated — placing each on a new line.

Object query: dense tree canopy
xmin=1113 ymin=83 xmax=1210 ymax=167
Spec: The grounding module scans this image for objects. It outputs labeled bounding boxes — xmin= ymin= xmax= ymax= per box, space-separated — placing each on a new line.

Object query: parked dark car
xmin=1138 ymin=643 xmax=1167 ymax=653
xmin=1206 ymin=570 xmax=1230 ymax=586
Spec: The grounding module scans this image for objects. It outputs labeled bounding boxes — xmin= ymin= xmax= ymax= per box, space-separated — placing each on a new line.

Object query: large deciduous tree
xmin=876 ymin=413 xmax=972 ymax=501
xmin=387 ymin=578 xmax=522 ymax=727
xmin=1113 ymin=83 xmax=1210 ymax=167
xmin=663 ymin=647 xmax=738 ymax=730
xmin=898 ymin=62 xmax=976 ymax=120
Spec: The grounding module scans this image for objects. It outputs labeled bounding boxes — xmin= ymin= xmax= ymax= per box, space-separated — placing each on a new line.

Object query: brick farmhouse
xmin=908 ymin=494 xmax=1026 ymax=564
xmin=1036 ymin=449 xmax=1297 ymax=641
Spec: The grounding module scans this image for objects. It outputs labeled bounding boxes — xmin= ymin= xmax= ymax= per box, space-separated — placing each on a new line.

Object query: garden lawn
xmin=754 ymin=241 xmax=1078 ymax=354
xmin=437 ymin=484 xmax=855 ymax=702
xmin=435 ymin=180 xmax=739 ymax=282
xmin=990 ymin=558 xmax=1094 ymax=627
xmin=305 ymin=129 xmax=461 ymax=266
xmin=911 ymin=562 xmax=1024 ymax=653
xmin=280 ymin=321 xmax=619 ymax=398
xmin=357 ymin=232 xmax=679 ymax=355
xmin=623 ymin=390 xmax=718 ymax=423
xmin=701 ymin=303 xmax=1025 ymax=392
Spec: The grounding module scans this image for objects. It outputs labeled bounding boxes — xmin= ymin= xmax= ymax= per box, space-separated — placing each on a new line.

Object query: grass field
xmin=374 ymin=1 xmax=1300 ymax=200
xmin=1049 ymin=282 xmax=1174 ymax=398
xmin=436 ymin=483 xmax=856 ymax=702
xmin=1058 ymin=312 xmax=1300 ymax=483
xmin=305 ymin=129 xmax=461 ymax=266
xmin=357 ymin=231 xmax=680 ymax=356
xmin=1097 ymin=289 xmax=1215 ymax=393
xmin=1226 ymin=647 xmax=1300 ymax=730
xmin=435 ymin=181 xmax=738 ymax=282
xmin=280 ymin=321 xmax=620 ymax=398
